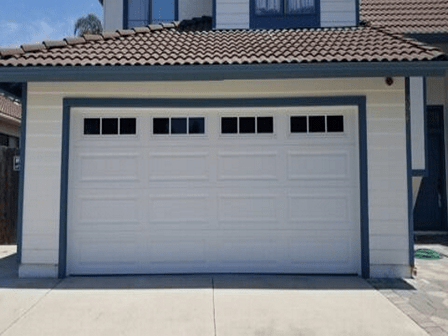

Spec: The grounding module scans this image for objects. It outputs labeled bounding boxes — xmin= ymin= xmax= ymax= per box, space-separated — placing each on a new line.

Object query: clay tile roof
xmin=361 ymin=0 xmax=448 ymax=34
xmin=0 ymin=95 xmax=21 ymax=121
xmin=0 ymin=16 xmax=446 ymax=67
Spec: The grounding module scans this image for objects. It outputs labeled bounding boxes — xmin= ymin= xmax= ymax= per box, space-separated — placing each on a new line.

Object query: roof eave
xmin=0 ymin=61 xmax=447 ymax=82
xmin=0 ymin=112 xmax=21 ymax=125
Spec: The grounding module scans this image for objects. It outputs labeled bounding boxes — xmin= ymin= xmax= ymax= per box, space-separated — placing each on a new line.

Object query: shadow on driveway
xmin=0 ymin=250 xmax=416 ymax=291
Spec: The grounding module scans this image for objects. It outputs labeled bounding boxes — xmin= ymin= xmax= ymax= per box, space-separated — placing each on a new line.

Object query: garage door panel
xmin=147 ymin=240 xmax=208 ymax=264
xmin=216 ymin=239 xmax=279 ymax=264
xmin=70 ymin=234 xmax=138 ymax=274
xmin=78 ymin=196 xmax=139 ymax=224
xmin=78 ymin=152 xmax=141 ymax=183
xmin=287 ymin=150 xmax=354 ymax=181
xmin=217 ymin=151 xmax=280 ymax=181
xmin=148 ymin=194 xmax=211 ymax=226
xmin=287 ymin=194 xmax=350 ymax=224
xmin=288 ymin=238 xmax=352 ymax=264
xmin=148 ymin=152 xmax=210 ymax=182
xmin=218 ymin=194 xmax=279 ymax=224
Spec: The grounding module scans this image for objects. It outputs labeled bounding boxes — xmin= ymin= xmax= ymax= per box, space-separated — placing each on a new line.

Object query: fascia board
xmin=0 ymin=62 xmax=447 ymax=82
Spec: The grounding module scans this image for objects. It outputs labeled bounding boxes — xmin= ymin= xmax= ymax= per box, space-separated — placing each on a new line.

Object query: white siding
xmin=410 ymin=77 xmax=425 ymax=171
xmin=215 ymin=0 xmax=249 ymax=29
xmin=103 ymin=0 xmax=123 ymax=31
xmin=22 ymin=77 xmax=410 ymax=278
xmin=320 ymin=0 xmax=357 ymax=27
xmin=179 ymin=0 xmax=212 ymax=21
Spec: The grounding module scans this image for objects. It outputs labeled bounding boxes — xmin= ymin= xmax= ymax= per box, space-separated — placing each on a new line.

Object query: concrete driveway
xmin=0 ymin=246 xmax=428 ymax=336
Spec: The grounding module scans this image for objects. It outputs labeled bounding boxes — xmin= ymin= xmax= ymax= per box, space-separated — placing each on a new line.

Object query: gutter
xmin=0 ymin=61 xmax=447 ymax=82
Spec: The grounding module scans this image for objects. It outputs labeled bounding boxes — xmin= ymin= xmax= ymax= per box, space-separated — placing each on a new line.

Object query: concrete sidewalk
xmin=0 ymin=245 xmax=428 ymax=336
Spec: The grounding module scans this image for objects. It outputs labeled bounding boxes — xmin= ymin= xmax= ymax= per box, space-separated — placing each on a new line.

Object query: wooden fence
xmin=0 ymin=147 xmax=19 ymax=244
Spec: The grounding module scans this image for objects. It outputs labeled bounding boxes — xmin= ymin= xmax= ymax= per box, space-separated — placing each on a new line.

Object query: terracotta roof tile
xmin=0 ymin=95 xmax=21 ymax=121
xmin=361 ymin=0 xmax=448 ymax=34
xmin=20 ymin=43 xmax=46 ymax=52
xmin=43 ymin=40 xmax=68 ymax=48
xmin=0 ymin=16 xmax=446 ymax=67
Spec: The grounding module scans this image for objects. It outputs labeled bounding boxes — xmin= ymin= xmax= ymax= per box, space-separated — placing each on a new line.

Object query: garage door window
xmin=83 ymin=118 xmax=137 ymax=135
xmin=221 ymin=116 xmax=274 ymax=134
xmin=290 ymin=115 xmax=344 ymax=134
xmin=153 ymin=117 xmax=205 ymax=135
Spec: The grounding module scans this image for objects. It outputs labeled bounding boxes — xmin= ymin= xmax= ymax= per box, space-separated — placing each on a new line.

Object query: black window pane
xmin=171 ymin=118 xmax=187 ymax=134
xmin=290 ymin=116 xmax=307 ymax=133
xmin=257 ymin=117 xmax=273 ymax=133
xmin=153 ymin=118 xmax=169 ymax=134
xmin=102 ymin=118 xmax=118 ymax=135
xmin=189 ymin=118 xmax=205 ymax=134
xmin=221 ymin=117 xmax=237 ymax=134
xmin=84 ymin=118 xmax=100 ymax=135
xmin=0 ymin=133 xmax=8 ymax=146
xmin=239 ymin=117 xmax=256 ymax=134
xmin=120 ymin=118 xmax=137 ymax=135
xmin=327 ymin=115 xmax=344 ymax=133
xmin=309 ymin=116 xmax=325 ymax=133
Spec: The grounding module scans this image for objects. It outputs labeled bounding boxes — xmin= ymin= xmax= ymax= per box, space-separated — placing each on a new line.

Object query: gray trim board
xmin=16 ymin=82 xmax=26 ymax=263
xmin=405 ymin=78 xmax=415 ymax=268
xmin=58 ymin=103 xmax=70 ymax=279
xmin=212 ymin=0 xmax=216 ymax=29
xmin=59 ymin=96 xmax=369 ymax=278
xmin=123 ymin=0 xmax=128 ymax=29
xmin=355 ymin=0 xmax=359 ymax=26
xmin=0 ymin=61 xmax=447 ymax=82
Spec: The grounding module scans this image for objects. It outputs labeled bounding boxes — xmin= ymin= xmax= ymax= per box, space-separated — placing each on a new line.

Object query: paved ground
xmin=368 ymin=236 xmax=448 ymax=336
xmin=0 ymin=244 xmax=441 ymax=336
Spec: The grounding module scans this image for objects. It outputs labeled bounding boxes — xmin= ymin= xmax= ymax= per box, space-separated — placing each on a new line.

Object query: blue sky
xmin=0 ymin=0 xmax=103 ymax=48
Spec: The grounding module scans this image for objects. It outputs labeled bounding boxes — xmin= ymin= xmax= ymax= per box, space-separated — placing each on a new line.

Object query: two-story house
xmin=0 ymin=0 xmax=447 ymax=279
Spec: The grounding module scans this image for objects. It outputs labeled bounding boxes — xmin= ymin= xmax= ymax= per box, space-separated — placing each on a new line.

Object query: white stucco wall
xmin=21 ymin=77 xmax=410 ymax=278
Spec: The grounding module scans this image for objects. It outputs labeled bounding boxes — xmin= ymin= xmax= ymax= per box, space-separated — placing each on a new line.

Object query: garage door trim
xmin=59 ymin=96 xmax=369 ymax=278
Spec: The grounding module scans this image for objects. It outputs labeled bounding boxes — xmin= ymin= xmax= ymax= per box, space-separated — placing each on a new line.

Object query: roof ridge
xmin=0 ymin=21 xmax=182 ymax=59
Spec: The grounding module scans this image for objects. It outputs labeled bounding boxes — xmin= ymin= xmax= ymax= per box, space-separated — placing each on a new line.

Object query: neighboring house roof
xmin=361 ymin=0 xmax=448 ymax=34
xmin=0 ymin=95 xmax=21 ymax=121
xmin=0 ymin=17 xmax=445 ymax=67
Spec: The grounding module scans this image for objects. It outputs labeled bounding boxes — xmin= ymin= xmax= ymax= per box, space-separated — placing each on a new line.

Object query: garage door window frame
xmin=59 ymin=96 xmax=369 ymax=278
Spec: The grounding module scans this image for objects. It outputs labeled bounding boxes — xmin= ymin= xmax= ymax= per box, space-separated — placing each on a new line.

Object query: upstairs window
xmin=251 ymin=0 xmax=319 ymax=29
xmin=255 ymin=0 xmax=315 ymax=15
xmin=127 ymin=0 xmax=176 ymax=28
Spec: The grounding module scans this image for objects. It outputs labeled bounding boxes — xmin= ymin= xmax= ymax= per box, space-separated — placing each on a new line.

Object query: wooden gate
xmin=0 ymin=147 xmax=19 ymax=244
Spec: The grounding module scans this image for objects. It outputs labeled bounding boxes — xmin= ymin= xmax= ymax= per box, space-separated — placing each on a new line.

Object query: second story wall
xmin=104 ymin=0 xmax=124 ymax=31
xmin=320 ymin=0 xmax=357 ymax=27
xmin=215 ymin=0 xmax=357 ymax=29
xmin=216 ymin=0 xmax=249 ymax=29
xmin=103 ymin=0 xmax=357 ymax=31
xmin=179 ymin=0 xmax=212 ymax=21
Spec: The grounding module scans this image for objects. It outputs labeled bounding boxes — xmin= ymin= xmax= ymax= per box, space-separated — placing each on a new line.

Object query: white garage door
xmin=67 ymin=105 xmax=361 ymax=275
